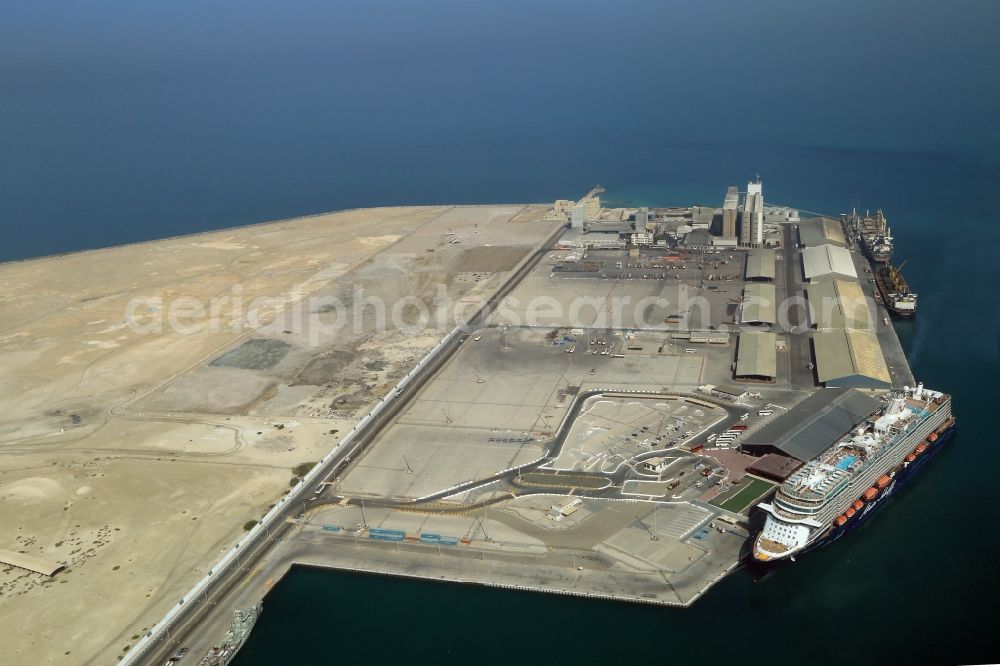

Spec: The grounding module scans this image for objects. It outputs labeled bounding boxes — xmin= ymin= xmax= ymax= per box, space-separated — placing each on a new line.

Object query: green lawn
xmin=713 ymin=476 xmax=775 ymax=514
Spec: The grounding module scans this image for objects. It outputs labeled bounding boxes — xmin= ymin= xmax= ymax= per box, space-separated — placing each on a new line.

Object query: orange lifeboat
xmin=928 ymin=432 xmax=939 ymax=442
xmin=863 ymin=487 xmax=878 ymax=501
xmin=853 ymin=500 xmax=864 ymax=511
xmin=877 ymin=475 xmax=891 ymax=489
xmin=845 ymin=507 xmax=856 ymax=518
xmin=835 ymin=515 xmax=848 ymax=526
xmin=916 ymin=443 xmax=927 ymax=454
xmin=905 ymin=453 xmax=916 ymax=462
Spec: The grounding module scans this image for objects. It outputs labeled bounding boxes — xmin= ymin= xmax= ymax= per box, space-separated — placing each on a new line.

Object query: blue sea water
xmin=3 ymin=1 xmax=999 ymax=664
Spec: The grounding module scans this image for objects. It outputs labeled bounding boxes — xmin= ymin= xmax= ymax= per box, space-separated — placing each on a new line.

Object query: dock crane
xmin=887 ymin=259 xmax=908 ymax=292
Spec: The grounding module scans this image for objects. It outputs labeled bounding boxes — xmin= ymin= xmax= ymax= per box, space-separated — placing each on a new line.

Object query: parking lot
xmin=549 ymin=394 xmax=726 ymax=472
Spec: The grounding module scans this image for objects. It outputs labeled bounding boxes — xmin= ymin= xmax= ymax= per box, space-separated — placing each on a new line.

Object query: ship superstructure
xmin=848 ymin=208 xmax=894 ymax=263
xmin=753 ymin=384 xmax=954 ymax=562
xmin=874 ymin=259 xmax=917 ymax=317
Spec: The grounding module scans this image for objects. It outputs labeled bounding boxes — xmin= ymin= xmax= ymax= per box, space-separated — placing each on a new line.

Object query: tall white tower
xmin=741 ymin=177 xmax=764 ymax=246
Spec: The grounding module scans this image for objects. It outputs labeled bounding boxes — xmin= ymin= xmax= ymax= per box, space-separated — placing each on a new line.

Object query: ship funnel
xmin=888 ymin=396 xmax=907 ymax=416
xmin=915 ymin=382 xmax=924 ymax=399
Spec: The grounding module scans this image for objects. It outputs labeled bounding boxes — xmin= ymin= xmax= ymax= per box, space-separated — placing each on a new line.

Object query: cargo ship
xmin=198 ymin=602 xmax=262 ymax=666
xmin=752 ymin=384 xmax=954 ymax=563
xmin=874 ymin=259 xmax=917 ymax=317
xmin=847 ymin=208 xmax=893 ymax=263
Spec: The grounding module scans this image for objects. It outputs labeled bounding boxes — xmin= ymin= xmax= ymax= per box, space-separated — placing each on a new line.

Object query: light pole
xmin=481 ymin=506 xmax=492 ymax=542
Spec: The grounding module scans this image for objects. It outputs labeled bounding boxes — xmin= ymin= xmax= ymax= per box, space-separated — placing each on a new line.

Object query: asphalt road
xmin=781 ymin=223 xmax=816 ymax=388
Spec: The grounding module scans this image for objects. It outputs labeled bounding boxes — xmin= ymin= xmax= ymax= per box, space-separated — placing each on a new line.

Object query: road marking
xmin=237 ymin=567 xmax=260 ymax=591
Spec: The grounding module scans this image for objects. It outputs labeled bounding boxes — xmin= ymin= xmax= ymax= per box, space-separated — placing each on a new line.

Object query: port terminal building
xmin=741 ymin=388 xmax=883 ymax=461
xmin=746 ymin=453 xmax=803 ymax=482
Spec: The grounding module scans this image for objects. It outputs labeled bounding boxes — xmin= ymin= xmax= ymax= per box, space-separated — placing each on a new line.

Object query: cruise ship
xmin=753 ymin=383 xmax=954 ymax=562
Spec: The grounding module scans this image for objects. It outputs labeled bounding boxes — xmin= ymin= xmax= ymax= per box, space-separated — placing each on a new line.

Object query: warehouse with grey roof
xmin=741 ymin=388 xmax=883 ymax=461
xmin=740 ymin=283 xmax=777 ymax=325
xmin=812 ymin=328 xmax=892 ymax=389
xmin=806 ymin=279 xmax=874 ymax=330
xmin=798 ymin=217 xmax=846 ymax=247
xmin=745 ymin=248 xmax=776 ymax=281
xmin=735 ymin=331 xmax=777 ymax=381
xmin=802 ymin=244 xmax=858 ymax=281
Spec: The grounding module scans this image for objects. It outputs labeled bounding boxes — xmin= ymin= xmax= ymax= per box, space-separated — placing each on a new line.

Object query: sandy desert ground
xmin=0 ymin=204 xmax=557 ymax=664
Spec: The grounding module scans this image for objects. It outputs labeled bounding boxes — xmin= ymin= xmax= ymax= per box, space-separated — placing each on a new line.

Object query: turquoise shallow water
xmin=3 ymin=2 xmax=998 ymax=664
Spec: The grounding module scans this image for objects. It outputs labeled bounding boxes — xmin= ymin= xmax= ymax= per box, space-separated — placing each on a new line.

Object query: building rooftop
xmin=745 ymin=248 xmax=776 ymax=280
xmin=741 ymin=283 xmax=776 ymax=324
xmin=723 ymin=186 xmax=739 ymax=210
xmin=683 ymin=228 xmax=713 ymax=247
xmin=586 ymin=220 xmax=630 ymax=234
xmin=813 ymin=328 xmax=892 ymax=388
xmin=742 ymin=388 xmax=883 ymax=462
xmin=798 ymin=217 xmax=846 ymax=247
xmin=746 ymin=453 xmax=803 ymax=481
xmin=802 ymin=244 xmax=858 ymax=281
xmin=806 ymin=279 xmax=874 ymax=330
xmin=736 ymin=331 xmax=777 ymax=379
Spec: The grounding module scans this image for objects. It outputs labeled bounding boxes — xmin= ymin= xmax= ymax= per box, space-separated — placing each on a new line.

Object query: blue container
xmin=369 ymin=528 xmax=406 ymax=542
